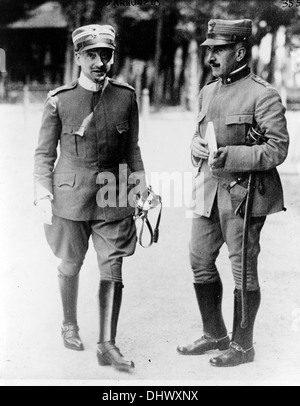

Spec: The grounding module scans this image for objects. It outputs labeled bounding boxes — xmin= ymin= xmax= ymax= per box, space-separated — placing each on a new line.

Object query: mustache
xmin=209 ymin=62 xmax=220 ymax=67
xmin=91 ymin=66 xmax=108 ymax=72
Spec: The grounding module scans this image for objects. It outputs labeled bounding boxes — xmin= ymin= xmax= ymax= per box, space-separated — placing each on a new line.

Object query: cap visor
xmin=79 ymin=43 xmax=115 ymax=52
xmin=200 ymin=39 xmax=236 ymax=47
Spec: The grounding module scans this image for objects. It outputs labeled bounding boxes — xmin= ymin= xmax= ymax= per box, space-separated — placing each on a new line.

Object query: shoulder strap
xmin=49 ymin=81 xmax=78 ymax=97
xmin=251 ymin=75 xmax=272 ymax=89
xmin=108 ymin=78 xmax=135 ymax=91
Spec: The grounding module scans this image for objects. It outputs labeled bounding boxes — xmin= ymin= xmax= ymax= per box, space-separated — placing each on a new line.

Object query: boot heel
xmin=61 ymin=324 xmax=84 ymax=352
xmin=97 ymin=344 xmax=135 ymax=372
xmin=217 ymin=337 xmax=230 ymax=351
xmin=245 ymin=348 xmax=255 ymax=363
xmin=97 ymin=352 xmax=110 ymax=366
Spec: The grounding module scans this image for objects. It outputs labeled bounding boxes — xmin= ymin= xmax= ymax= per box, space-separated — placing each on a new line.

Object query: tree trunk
xmin=0 ymin=72 xmax=7 ymax=101
xmin=188 ymin=39 xmax=200 ymax=112
xmin=267 ymin=29 xmax=277 ymax=85
xmin=63 ymin=38 xmax=73 ymax=84
xmin=178 ymin=43 xmax=188 ymax=108
xmin=61 ymin=1 xmax=88 ymax=84
xmin=153 ymin=7 xmax=164 ymax=110
xmin=72 ymin=55 xmax=80 ymax=82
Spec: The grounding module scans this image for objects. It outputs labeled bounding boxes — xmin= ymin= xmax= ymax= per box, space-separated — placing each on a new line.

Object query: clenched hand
xmin=209 ymin=147 xmax=228 ymax=169
xmin=191 ymin=136 xmax=210 ymax=160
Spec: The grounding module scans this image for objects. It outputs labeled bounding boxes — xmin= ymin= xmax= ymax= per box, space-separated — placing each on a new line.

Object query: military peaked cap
xmin=72 ymin=24 xmax=116 ymax=52
xmin=201 ymin=19 xmax=252 ymax=46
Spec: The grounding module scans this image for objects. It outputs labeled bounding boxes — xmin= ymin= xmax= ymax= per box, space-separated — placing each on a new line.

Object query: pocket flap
xmin=225 ymin=115 xmax=253 ymax=125
xmin=197 ymin=112 xmax=206 ymax=123
xmin=62 ymin=124 xmax=85 ymax=137
xmin=116 ymin=121 xmax=129 ymax=134
xmin=53 ymin=173 xmax=76 ymax=187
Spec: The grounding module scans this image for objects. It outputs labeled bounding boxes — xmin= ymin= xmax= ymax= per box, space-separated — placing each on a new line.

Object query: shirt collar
xmin=222 ymin=64 xmax=250 ymax=85
xmin=78 ymin=72 xmax=108 ymax=92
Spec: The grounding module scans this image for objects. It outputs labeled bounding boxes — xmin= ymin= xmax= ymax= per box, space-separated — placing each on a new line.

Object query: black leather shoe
xmin=61 ymin=324 xmax=84 ymax=351
xmin=210 ymin=342 xmax=255 ymax=367
xmin=177 ymin=335 xmax=230 ymax=355
xmin=97 ymin=342 xmax=135 ymax=373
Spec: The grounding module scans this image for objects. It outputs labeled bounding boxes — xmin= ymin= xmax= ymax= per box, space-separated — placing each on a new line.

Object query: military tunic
xmin=34 ymin=77 xmax=145 ymax=221
xmin=34 ymin=75 xmax=145 ymax=280
xmin=192 ymin=69 xmax=289 ymax=218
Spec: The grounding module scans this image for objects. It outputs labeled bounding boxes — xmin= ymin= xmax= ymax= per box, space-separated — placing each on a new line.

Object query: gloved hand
xmin=36 ymin=197 xmax=53 ymax=225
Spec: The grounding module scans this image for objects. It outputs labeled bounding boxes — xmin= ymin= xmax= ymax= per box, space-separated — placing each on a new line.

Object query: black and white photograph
xmin=0 ymin=0 xmax=300 ymax=387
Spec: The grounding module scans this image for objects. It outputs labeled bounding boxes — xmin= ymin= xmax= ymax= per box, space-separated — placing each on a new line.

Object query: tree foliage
xmin=1 ymin=0 xmax=299 ymax=104
xmin=1 ymin=0 xmax=298 ymax=52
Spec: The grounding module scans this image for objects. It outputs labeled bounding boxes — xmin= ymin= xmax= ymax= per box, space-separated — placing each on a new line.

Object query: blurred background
xmin=0 ymin=0 xmax=300 ymax=110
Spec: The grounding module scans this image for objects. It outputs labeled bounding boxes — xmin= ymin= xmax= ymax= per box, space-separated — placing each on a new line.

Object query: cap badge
xmin=208 ymin=21 xmax=216 ymax=33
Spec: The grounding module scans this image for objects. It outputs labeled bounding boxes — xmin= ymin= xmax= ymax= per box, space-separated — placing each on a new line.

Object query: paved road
xmin=0 ymin=105 xmax=300 ymax=385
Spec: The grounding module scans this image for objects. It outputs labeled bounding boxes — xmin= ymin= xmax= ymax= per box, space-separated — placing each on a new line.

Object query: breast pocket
xmin=225 ymin=114 xmax=253 ymax=145
xmin=61 ymin=124 xmax=86 ymax=158
xmin=115 ymin=121 xmax=130 ymax=152
xmin=53 ymin=172 xmax=76 ymax=188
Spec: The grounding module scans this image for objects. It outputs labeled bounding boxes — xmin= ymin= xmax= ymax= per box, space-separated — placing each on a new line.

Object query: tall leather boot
xmin=177 ymin=280 xmax=230 ymax=355
xmin=97 ymin=281 xmax=134 ymax=373
xmin=58 ymin=273 xmax=84 ymax=351
xmin=210 ymin=289 xmax=261 ymax=367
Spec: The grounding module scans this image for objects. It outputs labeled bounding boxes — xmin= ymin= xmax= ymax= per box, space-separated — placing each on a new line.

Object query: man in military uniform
xmin=177 ymin=19 xmax=289 ymax=367
xmin=34 ymin=24 xmax=146 ymax=373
